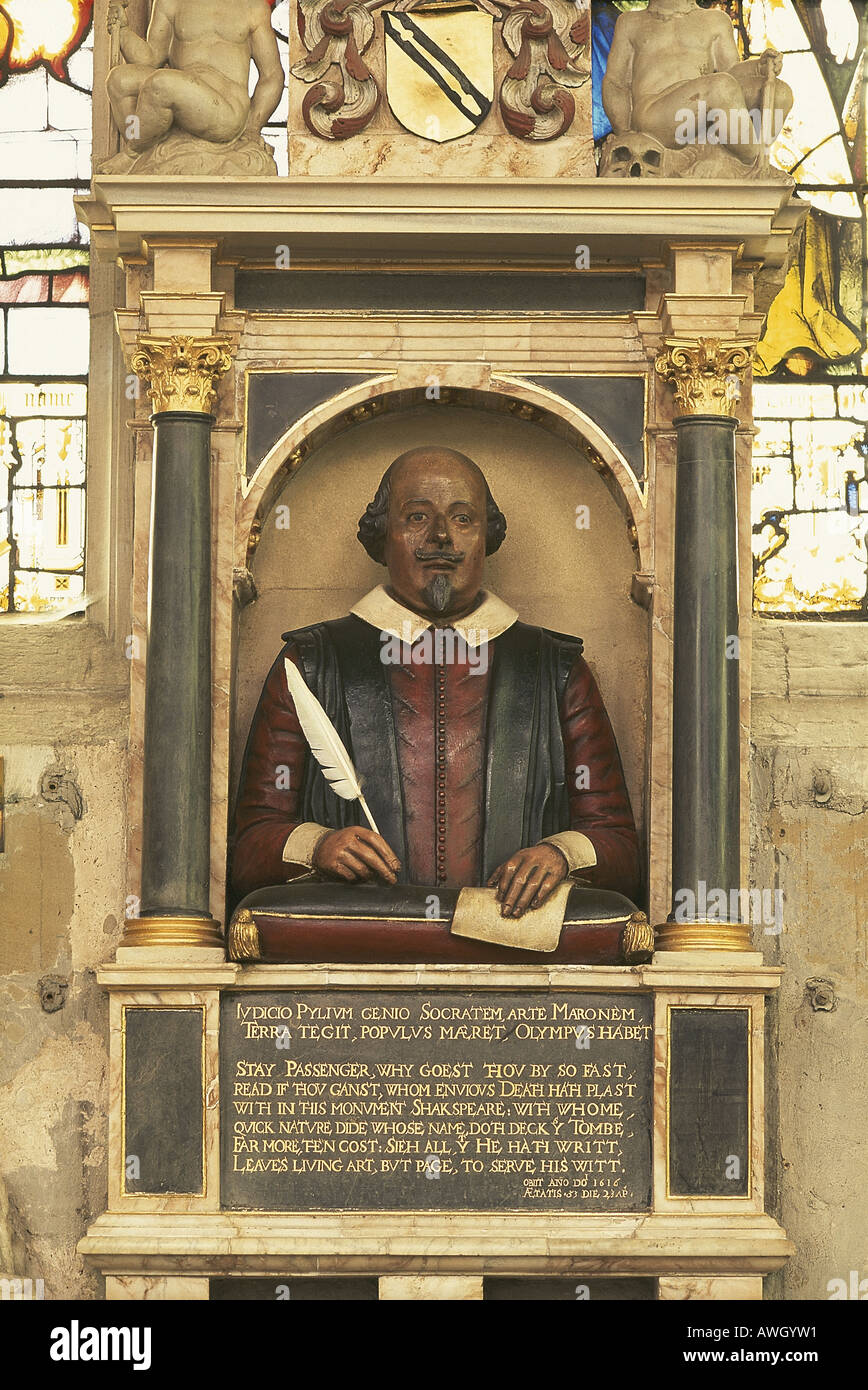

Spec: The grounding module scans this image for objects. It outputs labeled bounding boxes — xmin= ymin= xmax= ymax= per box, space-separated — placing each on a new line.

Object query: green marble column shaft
xmin=671 ymin=414 xmax=741 ymax=915
xmin=140 ymin=411 xmax=213 ymax=918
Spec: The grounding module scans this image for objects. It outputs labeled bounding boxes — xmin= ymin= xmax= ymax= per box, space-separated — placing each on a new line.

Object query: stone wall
xmin=751 ymin=621 xmax=868 ymax=1300
xmin=0 ymin=624 xmax=129 ymax=1298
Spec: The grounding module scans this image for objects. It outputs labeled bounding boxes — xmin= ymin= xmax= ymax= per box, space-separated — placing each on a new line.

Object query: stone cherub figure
xmin=229 ymin=447 xmax=647 ymax=965
xmin=600 ymin=0 xmax=793 ymax=179
xmin=100 ymin=0 xmax=284 ymax=175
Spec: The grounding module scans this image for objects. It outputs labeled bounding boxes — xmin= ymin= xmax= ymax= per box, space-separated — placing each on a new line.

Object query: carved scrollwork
xmin=130 ymin=335 xmax=233 ymax=416
xmin=499 ymin=0 xmax=589 ymax=142
xmin=292 ymin=0 xmax=381 ymax=140
xmin=655 ymin=338 xmax=753 ymax=418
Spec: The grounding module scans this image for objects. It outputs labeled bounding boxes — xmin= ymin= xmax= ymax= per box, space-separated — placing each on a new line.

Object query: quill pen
xmin=284 ymin=658 xmax=380 ymax=835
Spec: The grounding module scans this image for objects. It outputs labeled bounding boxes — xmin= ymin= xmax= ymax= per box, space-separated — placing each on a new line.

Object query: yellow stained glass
xmin=752 ymin=454 xmax=795 ymax=512
xmin=0 ymin=0 xmax=94 ymax=87
xmin=3 ymin=248 xmax=89 ymax=275
xmin=752 ymin=385 xmax=868 ymax=616
xmin=754 ymin=511 xmax=868 ymax=612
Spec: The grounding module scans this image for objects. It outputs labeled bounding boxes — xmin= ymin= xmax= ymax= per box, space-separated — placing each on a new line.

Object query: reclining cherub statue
xmin=100 ymin=0 xmax=284 ymax=175
xmin=600 ymin=0 xmax=793 ymax=179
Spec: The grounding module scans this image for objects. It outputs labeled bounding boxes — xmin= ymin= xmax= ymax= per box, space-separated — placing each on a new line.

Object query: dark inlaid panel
xmin=526 ymin=375 xmax=646 ymax=482
xmin=210 ymin=1278 xmax=378 ymax=1301
xmin=124 ymin=1006 xmax=204 ymax=1195
xmin=485 ymin=1277 xmax=656 ymax=1300
xmin=668 ymin=1008 xmax=750 ymax=1197
xmin=246 ymin=371 xmax=377 ymax=476
xmin=236 ymin=271 xmax=645 ymax=316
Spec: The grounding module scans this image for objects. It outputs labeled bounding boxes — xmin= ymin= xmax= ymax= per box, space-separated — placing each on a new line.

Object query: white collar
xmin=350 ymin=584 xmax=518 ymax=649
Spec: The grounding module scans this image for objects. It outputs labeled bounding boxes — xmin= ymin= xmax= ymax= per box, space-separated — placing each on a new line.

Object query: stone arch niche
xmin=230 ymin=382 xmax=652 ymax=900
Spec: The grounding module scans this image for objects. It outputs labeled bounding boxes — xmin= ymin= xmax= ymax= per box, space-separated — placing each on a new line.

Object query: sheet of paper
xmin=450 ymin=883 xmax=572 ymax=952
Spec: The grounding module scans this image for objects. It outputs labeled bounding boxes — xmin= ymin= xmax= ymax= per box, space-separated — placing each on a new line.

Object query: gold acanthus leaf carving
xmin=655 ymin=338 xmax=752 ymax=417
xmin=130 ymin=335 xmax=233 ymax=415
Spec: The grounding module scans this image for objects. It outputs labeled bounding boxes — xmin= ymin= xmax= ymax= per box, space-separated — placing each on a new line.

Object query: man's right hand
xmin=313 ymin=827 xmax=401 ymax=884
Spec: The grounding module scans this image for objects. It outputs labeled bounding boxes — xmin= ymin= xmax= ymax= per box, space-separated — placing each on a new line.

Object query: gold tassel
xmin=622 ymin=911 xmax=654 ymax=963
xmin=228 ymin=908 xmax=262 ymax=962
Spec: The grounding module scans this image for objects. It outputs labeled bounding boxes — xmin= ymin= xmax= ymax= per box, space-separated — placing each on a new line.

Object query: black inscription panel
xmin=220 ymin=992 xmax=652 ymax=1212
xmin=124 ymin=1006 xmax=204 ymax=1195
xmin=668 ymin=1007 xmax=750 ymax=1197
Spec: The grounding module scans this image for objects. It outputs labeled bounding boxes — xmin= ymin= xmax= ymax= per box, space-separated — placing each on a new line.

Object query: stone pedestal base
xmin=659 ymin=1276 xmax=764 ymax=1300
xmin=379 ymin=1276 xmax=483 ymax=1301
xmin=106 ymin=1276 xmax=210 ymax=1301
xmin=81 ymin=955 xmax=792 ymax=1300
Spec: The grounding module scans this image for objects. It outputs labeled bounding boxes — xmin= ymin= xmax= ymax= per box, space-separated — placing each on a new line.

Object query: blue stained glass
xmin=592 ymin=5 xmax=617 ymax=142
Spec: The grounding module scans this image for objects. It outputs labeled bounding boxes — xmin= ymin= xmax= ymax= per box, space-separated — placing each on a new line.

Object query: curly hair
xmin=357 ymin=455 xmax=507 ymax=565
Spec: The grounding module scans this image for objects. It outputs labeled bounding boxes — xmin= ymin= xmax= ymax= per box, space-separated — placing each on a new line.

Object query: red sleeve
xmin=559 ymin=656 xmax=642 ymax=902
xmin=230 ymin=642 xmax=311 ymax=901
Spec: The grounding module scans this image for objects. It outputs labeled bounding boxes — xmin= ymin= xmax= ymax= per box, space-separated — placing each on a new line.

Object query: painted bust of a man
xmin=231 ymin=446 xmax=641 ymax=931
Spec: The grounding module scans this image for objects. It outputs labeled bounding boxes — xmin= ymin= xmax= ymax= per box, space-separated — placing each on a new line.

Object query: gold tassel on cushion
xmin=228 ymin=909 xmax=262 ymax=962
xmin=621 ymin=912 xmax=654 ymax=963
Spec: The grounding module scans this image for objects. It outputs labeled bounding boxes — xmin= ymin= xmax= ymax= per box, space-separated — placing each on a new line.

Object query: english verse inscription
xmin=220 ymin=992 xmax=653 ymax=1211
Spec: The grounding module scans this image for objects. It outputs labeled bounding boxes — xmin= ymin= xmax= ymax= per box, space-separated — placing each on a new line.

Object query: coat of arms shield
xmin=383 ymin=6 xmax=494 ymax=143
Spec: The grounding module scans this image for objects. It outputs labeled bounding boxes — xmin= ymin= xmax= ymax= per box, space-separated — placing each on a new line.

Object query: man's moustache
xmin=415 ymin=551 xmax=464 ymax=563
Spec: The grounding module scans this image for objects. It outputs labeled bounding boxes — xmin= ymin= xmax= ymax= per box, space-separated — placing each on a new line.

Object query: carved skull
xmin=599 ymin=132 xmax=666 ymax=178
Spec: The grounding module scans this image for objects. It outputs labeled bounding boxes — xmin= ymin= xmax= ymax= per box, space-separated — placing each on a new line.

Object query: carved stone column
xmin=654 ymin=339 xmax=752 ymax=952
xmin=123 ymin=335 xmax=232 ymax=948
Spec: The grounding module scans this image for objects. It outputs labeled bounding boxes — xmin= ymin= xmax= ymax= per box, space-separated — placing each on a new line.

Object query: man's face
xmin=383 ymin=450 xmax=487 ymax=621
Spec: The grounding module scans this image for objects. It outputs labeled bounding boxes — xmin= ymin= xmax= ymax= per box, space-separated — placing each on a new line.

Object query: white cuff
xmin=282 ymin=822 xmax=332 ymax=868
xmin=540 ymin=831 xmax=597 ymax=875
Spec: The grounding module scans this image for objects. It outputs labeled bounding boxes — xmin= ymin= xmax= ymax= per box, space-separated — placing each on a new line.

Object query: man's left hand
xmin=487 ymin=843 xmax=569 ymax=918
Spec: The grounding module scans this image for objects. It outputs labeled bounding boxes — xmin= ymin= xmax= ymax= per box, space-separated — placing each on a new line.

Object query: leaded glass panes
xmin=750 ymin=0 xmax=867 ymax=621
xmin=260 ymin=0 xmax=289 ymax=176
xmin=0 ymin=3 xmax=92 ymax=613
xmin=2 ymin=1 xmax=865 ymax=616
xmin=593 ymin=0 xmax=868 ymax=615
xmin=752 ymin=383 xmax=868 ymax=613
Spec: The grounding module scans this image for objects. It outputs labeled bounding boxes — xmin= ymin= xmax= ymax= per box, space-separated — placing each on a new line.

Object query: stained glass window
xmin=2 ymin=2 xmax=865 ymax=614
xmin=0 ymin=0 xmax=93 ymax=613
xmin=594 ymin=0 xmax=868 ymax=617
xmin=261 ymin=0 xmax=289 ymax=176
xmin=747 ymin=0 xmax=868 ymax=617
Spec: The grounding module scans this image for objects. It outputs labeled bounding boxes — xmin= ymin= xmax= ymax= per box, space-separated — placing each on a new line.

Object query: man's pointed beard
xmin=424 ymin=573 xmax=453 ymax=614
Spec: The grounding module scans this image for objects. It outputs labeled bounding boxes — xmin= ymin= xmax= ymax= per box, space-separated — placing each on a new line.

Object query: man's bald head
xmin=389 ymin=445 xmax=484 ymax=492
xmin=357 ymin=445 xmax=507 ymax=623
xmin=357 ymin=447 xmax=506 ymax=566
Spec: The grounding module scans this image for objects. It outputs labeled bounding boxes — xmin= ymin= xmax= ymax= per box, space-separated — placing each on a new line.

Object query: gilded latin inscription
xmin=220 ymin=992 xmax=653 ymax=1212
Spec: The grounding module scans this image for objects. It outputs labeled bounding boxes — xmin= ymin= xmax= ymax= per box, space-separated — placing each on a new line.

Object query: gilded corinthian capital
xmin=130 ymin=334 xmax=233 ymax=415
xmin=655 ymin=338 xmax=752 ymax=418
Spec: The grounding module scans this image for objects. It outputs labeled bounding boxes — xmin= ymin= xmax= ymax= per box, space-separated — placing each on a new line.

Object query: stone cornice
xmin=79 ymin=1210 xmax=793 ymax=1273
xmin=76 ymin=178 xmax=807 ymax=270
